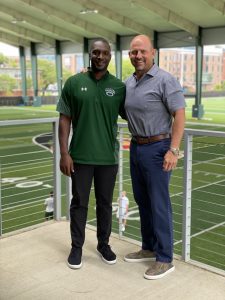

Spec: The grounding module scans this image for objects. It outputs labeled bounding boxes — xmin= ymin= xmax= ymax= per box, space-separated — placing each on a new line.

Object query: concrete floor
xmin=0 ymin=221 xmax=225 ymax=300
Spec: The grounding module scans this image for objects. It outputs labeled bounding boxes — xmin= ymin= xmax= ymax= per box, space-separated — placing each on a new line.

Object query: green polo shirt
xmin=57 ymin=71 xmax=126 ymax=165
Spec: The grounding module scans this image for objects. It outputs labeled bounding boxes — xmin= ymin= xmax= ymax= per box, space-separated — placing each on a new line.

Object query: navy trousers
xmin=70 ymin=164 xmax=118 ymax=249
xmin=130 ymin=139 xmax=173 ymax=263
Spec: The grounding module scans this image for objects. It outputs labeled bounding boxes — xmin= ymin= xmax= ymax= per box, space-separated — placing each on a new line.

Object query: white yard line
xmin=174 ymin=221 xmax=225 ymax=245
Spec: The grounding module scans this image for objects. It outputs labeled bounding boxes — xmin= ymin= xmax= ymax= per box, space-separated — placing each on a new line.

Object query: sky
xmin=0 ymin=42 xmax=19 ymax=56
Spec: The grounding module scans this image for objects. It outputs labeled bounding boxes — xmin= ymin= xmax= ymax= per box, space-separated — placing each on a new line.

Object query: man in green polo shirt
xmin=57 ymin=38 xmax=125 ymax=269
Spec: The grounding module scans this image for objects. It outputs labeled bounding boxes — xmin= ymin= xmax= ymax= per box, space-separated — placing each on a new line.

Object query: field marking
xmin=0 ymin=149 xmax=47 ymax=158
xmin=32 ymin=132 xmax=53 ymax=153
xmin=174 ymin=221 xmax=225 ymax=246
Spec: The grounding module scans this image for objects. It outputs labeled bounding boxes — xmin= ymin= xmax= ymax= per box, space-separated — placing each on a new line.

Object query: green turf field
xmin=0 ymin=100 xmax=225 ymax=271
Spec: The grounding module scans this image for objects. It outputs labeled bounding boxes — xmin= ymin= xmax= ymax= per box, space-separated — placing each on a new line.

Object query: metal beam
xmin=115 ymin=35 xmax=122 ymax=80
xmin=0 ymin=31 xmax=30 ymax=47
xmin=18 ymin=0 xmax=115 ymax=41
xmin=19 ymin=46 xmax=27 ymax=99
xmin=202 ymin=0 xmax=225 ymax=15
xmin=192 ymin=28 xmax=204 ymax=119
xmin=31 ymin=42 xmax=38 ymax=98
xmin=83 ymin=37 xmax=89 ymax=68
xmin=75 ymin=0 xmax=153 ymax=36
xmin=55 ymin=40 xmax=62 ymax=95
xmin=0 ymin=4 xmax=83 ymax=43
xmin=134 ymin=0 xmax=199 ymax=37
xmin=0 ymin=20 xmax=55 ymax=46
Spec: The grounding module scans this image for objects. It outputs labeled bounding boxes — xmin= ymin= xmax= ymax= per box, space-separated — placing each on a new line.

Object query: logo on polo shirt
xmin=81 ymin=87 xmax=87 ymax=91
xmin=105 ymin=88 xmax=115 ymax=97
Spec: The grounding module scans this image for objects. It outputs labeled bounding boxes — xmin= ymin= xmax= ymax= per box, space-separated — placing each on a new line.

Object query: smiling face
xmin=129 ymin=35 xmax=155 ymax=78
xmin=90 ymin=40 xmax=111 ymax=73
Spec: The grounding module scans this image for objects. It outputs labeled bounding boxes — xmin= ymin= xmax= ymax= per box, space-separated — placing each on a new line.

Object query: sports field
xmin=0 ymin=97 xmax=225 ymax=271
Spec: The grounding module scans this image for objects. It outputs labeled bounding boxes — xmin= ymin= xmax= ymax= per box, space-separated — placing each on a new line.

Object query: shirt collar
xmin=88 ymin=69 xmax=109 ymax=81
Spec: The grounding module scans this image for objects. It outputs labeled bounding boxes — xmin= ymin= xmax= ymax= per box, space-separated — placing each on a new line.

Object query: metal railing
xmin=182 ymin=128 xmax=225 ymax=275
xmin=0 ymin=118 xmax=61 ymax=235
xmin=0 ymin=119 xmax=225 ymax=275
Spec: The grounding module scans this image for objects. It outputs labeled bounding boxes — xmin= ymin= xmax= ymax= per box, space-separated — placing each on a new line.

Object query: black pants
xmin=70 ymin=164 xmax=118 ymax=249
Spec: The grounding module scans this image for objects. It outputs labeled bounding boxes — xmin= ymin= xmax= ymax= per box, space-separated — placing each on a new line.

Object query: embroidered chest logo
xmin=105 ymin=88 xmax=115 ymax=97
xmin=81 ymin=87 xmax=87 ymax=92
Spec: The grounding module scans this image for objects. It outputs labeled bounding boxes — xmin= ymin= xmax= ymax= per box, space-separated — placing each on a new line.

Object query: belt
xmin=132 ymin=133 xmax=170 ymax=145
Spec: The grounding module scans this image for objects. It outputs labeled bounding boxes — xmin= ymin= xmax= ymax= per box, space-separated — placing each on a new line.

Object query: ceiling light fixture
xmin=11 ymin=18 xmax=26 ymax=24
xmin=79 ymin=9 xmax=98 ymax=15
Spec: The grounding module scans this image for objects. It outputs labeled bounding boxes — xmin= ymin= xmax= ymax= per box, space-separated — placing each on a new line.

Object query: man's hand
xmin=60 ymin=153 xmax=74 ymax=176
xmin=163 ymin=150 xmax=178 ymax=172
xmin=80 ymin=67 xmax=88 ymax=73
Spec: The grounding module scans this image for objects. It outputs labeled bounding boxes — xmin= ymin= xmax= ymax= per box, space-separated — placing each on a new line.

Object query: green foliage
xmin=62 ymin=69 xmax=73 ymax=84
xmin=215 ymin=81 xmax=225 ymax=91
xmin=38 ymin=58 xmax=56 ymax=95
xmin=0 ymin=74 xmax=17 ymax=93
xmin=122 ymin=58 xmax=134 ymax=81
xmin=107 ymin=57 xmax=134 ymax=80
xmin=0 ymin=52 xmax=9 ymax=65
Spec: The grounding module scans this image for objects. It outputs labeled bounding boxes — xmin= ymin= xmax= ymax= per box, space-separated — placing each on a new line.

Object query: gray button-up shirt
xmin=125 ymin=64 xmax=185 ymax=137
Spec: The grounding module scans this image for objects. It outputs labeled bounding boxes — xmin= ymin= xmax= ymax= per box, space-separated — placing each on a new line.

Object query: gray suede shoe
xmin=124 ymin=249 xmax=156 ymax=262
xmin=144 ymin=261 xmax=175 ymax=280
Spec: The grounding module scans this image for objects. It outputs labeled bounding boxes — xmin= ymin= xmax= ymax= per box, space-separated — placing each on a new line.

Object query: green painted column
xmin=153 ymin=31 xmax=159 ymax=66
xmin=19 ymin=46 xmax=28 ymax=104
xmin=83 ymin=37 xmax=89 ymax=68
xmin=115 ymin=34 xmax=122 ymax=79
xmin=31 ymin=42 xmax=38 ymax=97
xmin=55 ymin=40 xmax=62 ymax=96
xmin=31 ymin=42 xmax=41 ymax=106
xmin=192 ymin=28 xmax=204 ymax=119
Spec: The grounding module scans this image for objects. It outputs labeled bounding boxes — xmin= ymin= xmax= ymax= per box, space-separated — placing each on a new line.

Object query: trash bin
xmin=33 ymin=96 xmax=42 ymax=107
xmin=192 ymin=104 xmax=204 ymax=119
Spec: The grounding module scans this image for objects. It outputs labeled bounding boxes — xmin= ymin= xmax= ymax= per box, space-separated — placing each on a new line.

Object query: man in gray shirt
xmin=124 ymin=35 xmax=185 ymax=280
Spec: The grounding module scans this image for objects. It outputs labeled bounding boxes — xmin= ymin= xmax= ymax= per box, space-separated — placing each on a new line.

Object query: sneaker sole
xmin=124 ymin=256 xmax=156 ymax=263
xmin=144 ymin=265 xmax=175 ymax=280
xmin=67 ymin=261 xmax=82 ymax=269
xmin=96 ymin=249 xmax=117 ymax=265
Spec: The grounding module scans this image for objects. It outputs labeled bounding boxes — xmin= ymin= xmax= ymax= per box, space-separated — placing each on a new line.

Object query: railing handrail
xmin=0 ymin=117 xmax=58 ymax=127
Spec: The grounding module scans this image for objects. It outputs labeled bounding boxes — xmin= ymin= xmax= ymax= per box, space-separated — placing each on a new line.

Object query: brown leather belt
xmin=132 ymin=133 xmax=170 ymax=145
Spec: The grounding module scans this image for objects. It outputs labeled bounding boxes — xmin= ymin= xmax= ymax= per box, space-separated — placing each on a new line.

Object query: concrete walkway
xmin=0 ymin=221 xmax=224 ymax=300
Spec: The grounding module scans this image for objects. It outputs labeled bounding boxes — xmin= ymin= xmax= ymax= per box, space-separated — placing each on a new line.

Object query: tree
xmin=122 ymin=58 xmax=134 ymax=81
xmin=0 ymin=74 xmax=17 ymax=94
xmin=38 ymin=59 xmax=57 ymax=95
xmin=0 ymin=53 xmax=9 ymax=65
xmin=107 ymin=57 xmax=134 ymax=81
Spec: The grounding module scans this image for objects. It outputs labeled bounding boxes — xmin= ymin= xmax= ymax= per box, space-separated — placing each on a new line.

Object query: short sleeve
xmin=163 ymin=77 xmax=186 ymax=113
xmin=56 ymin=77 xmax=72 ymax=117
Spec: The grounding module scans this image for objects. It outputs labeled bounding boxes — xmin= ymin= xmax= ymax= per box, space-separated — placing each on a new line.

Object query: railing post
xmin=0 ymin=162 xmax=2 ymax=236
xmin=118 ymin=126 xmax=124 ymax=237
xmin=66 ymin=176 xmax=72 ymax=220
xmin=53 ymin=120 xmax=61 ymax=220
xmin=66 ymin=128 xmax=73 ymax=220
xmin=182 ymin=132 xmax=193 ymax=261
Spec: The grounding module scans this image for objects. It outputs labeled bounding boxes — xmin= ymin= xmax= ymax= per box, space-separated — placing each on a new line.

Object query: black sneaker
xmin=97 ymin=244 xmax=117 ymax=265
xmin=67 ymin=248 xmax=82 ymax=269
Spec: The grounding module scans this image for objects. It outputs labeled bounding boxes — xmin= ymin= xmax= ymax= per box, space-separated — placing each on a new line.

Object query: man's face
xmin=129 ymin=37 xmax=155 ymax=74
xmin=90 ymin=41 xmax=111 ymax=72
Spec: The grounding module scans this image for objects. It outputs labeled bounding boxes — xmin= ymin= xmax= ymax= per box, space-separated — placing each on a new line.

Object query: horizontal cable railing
xmin=0 ymin=120 xmax=225 ymax=275
xmin=0 ymin=118 xmax=61 ymax=234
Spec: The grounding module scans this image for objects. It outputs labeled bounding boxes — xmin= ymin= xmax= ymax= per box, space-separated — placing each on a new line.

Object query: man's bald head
xmin=129 ymin=35 xmax=156 ymax=79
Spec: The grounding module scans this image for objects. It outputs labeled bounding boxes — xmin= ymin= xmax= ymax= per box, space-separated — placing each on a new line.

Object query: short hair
xmin=90 ymin=38 xmax=111 ymax=52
